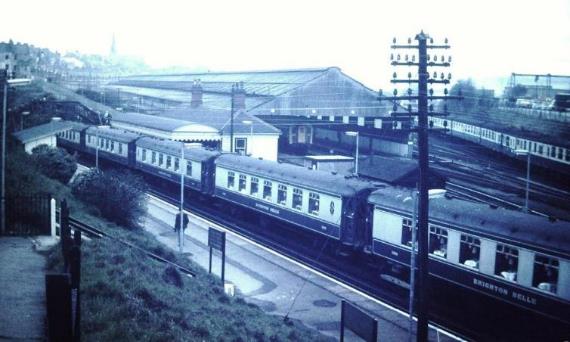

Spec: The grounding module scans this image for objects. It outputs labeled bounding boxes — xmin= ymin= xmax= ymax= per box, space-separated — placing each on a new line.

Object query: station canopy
xmin=111 ymin=112 xmax=220 ymax=142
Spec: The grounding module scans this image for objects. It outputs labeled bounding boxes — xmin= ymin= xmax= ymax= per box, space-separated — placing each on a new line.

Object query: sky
xmin=2 ymin=0 xmax=569 ymax=93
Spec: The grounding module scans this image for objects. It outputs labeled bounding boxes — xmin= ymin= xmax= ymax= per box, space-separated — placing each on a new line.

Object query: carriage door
xmin=298 ymin=126 xmax=306 ymax=144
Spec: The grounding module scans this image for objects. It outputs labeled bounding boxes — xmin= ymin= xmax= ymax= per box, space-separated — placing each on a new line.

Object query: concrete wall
xmin=221 ymin=134 xmax=279 ymax=161
xmin=24 ymin=136 xmax=56 ymax=153
xmin=313 ymin=127 xmax=411 ymax=157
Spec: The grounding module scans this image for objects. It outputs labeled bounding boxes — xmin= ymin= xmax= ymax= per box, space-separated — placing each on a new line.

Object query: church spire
xmin=110 ymin=33 xmax=117 ymax=56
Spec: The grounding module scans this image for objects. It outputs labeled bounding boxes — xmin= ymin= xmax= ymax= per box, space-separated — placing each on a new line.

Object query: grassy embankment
xmin=11 ymin=149 xmax=331 ymax=341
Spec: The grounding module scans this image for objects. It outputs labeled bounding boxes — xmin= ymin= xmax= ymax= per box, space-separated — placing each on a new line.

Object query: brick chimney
xmin=191 ymin=79 xmax=203 ymax=108
xmin=231 ymin=81 xmax=246 ymax=111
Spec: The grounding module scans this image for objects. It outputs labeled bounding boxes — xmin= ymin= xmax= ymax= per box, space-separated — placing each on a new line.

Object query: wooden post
xmin=45 ymin=273 xmax=72 ymax=342
xmin=60 ymin=199 xmax=70 ymax=270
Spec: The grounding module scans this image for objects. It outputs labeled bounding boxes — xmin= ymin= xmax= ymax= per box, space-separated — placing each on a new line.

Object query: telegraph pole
xmin=1 ymin=69 xmax=7 ymax=234
xmin=379 ymin=31 xmax=461 ymax=342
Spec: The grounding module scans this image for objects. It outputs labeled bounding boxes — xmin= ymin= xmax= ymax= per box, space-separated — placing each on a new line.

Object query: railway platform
xmin=145 ymin=196 xmax=460 ymax=341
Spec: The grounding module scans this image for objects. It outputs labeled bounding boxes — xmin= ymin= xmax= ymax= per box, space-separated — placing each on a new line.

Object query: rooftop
xmin=12 ymin=120 xmax=74 ymax=143
xmin=160 ymin=106 xmax=281 ymax=135
xmin=117 ymin=68 xmax=333 ymax=97
xmin=368 ymin=187 xmax=570 ymax=256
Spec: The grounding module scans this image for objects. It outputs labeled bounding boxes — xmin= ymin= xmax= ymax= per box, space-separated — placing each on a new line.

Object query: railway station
xmin=2 ymin=3 xmax=570 ymax=341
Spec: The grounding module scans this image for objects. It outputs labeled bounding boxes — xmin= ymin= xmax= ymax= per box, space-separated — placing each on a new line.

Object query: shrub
xmin=31 ymin=144 xmax=77 ymax=183
xmin=71 ymin=169 xmax=147 ymax=229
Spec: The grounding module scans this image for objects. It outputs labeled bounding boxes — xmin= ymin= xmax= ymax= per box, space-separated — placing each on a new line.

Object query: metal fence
xmin=5 ymin=194 xmax=52 ymax=235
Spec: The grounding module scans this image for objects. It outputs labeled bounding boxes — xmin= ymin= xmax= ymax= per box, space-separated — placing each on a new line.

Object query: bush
xmin=31 ymin=144 xmax=77 ymax=183
xmin=71 ymin=169 xmax=147 ymax=229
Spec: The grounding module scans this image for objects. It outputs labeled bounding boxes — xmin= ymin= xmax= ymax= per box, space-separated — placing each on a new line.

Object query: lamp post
xmin=95 ymin=128 xmax=99 ymax=169
xmin=242 ymin=120 xmax=253 ymax=156
xmin=179 ymin=142 xmax=185 ymax=252
xmin=514 ymin=149 xmax=531 ymax=212
xmin=345 ymin=131 xmax=359 ymax=175
xmin=1 ymin=72 xmax=32 ymax=234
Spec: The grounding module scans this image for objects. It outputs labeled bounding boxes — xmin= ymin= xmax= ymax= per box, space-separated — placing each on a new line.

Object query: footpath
xmin=146 ymin=196 xmax=458 ymax=341
xmin=0 ymin=236 xmax=56 ymax=341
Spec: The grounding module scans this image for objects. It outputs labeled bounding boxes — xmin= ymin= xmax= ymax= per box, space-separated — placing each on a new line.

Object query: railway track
xmin=446 ymin=182 xmax=550 ymax=218
xmin=428 ymin=137 xmax=570 ymax=219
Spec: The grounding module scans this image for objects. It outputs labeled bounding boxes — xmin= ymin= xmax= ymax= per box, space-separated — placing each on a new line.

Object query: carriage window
xmin=119 ymin=143 xmax=123 ymax=154
xmin=308 ymin=192 xmax=320 ymax=215
xmin=106 ymin=139 xmax=110 ymax=150
xmin=533 ymin=255 xmax=558 ymax=294
xmin=110 ymin=141 xmax=114 ymax=151
xmin=292 ymin=188 xmax=303 ymax=210
xmin=87 ymin=135 xmax=92 ymax=144
xmin=429 ymin=226 xmax=448 ymax=258
xmin=538 ymin=145 xmax=544 ymax=155
xmin=186 ymin=162 xmax=192 ymax=176
xmin=459 ymin=234 xmax=481 ymax=269
xmin=250 ymin=177 xmax=259 ymax=196
xmin=550 ymin=146 xmax=556 ymax=158
xmin=277 ymin=184 xmax=287 ymax=205
xmin=401 ymin=218 xmax=414 ymax=247
xmin=158 ymin=153 xmax=164 ymax=166
xmin=151 ymin=151 xmax=156 ymax=164
xmin=557 ymin=148 xmax=563 ymax=160
xmin=495 ymin=244 xmax=518 ymax=282
xmin=174 ymin=158 xmax=179 ymax=171
xmin=227 ymin=171 xmax=235 ymax=188
xmin=263 ymin=181 xmax=272 ymax=200
xmin=166 ymin=156 xmax=172 ymax=169
xmin=99 ymin=138 xmax=104 ymax=148
xmin=239 ymin=174 xmax=247 ymax=192
xmin=566 ymin=149 xmax=570 ymax=162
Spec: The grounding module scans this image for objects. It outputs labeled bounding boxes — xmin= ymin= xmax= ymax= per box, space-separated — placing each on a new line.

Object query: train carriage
xmin=56 ymin=122 xmax=89 ymax=151
xmin=135 ymin=137 xmax=220 ymax=194
xmin=367 ymin=187 xmax=570 ymax=324
xmin=214 ymin=154 xmax=374 ymax=246
xmin=84 ymin=126 xmax=140 ymax=166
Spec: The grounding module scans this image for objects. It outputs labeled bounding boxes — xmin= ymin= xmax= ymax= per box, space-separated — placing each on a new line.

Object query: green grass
xmin=46 ymin=207 xmax=332 ymax=341
xmin=19 ymin=157 xmax=332 ymax=341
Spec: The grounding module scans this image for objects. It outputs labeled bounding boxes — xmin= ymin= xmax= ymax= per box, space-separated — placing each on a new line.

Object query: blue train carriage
xmin=368 ymin=187 xmax=570 ymax=324
xmin=84 ymin=126 xmax=140 ymax=166
xmin=134 ymin=137 xmax=220 ymax=194
xmin=214 ymin=154 xmax=375 ymax=247
xmin=56 ymin=122 xmax=89 ymax=152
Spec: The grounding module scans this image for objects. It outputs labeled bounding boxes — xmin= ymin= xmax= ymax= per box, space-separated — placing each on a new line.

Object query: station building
xmin=12 ymin=117 xmax=75 ymax=153
xmin=108 ymin=67 xmax=409 ymax=157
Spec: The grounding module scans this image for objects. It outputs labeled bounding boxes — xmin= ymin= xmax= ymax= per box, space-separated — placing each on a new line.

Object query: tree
xmin=71 ymin=169 xmax=147 ymax=229
xmin=31 ymin=145 xmax=77 ymax=184
xmin=448 ymin=79 xmax=496 ymax=114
